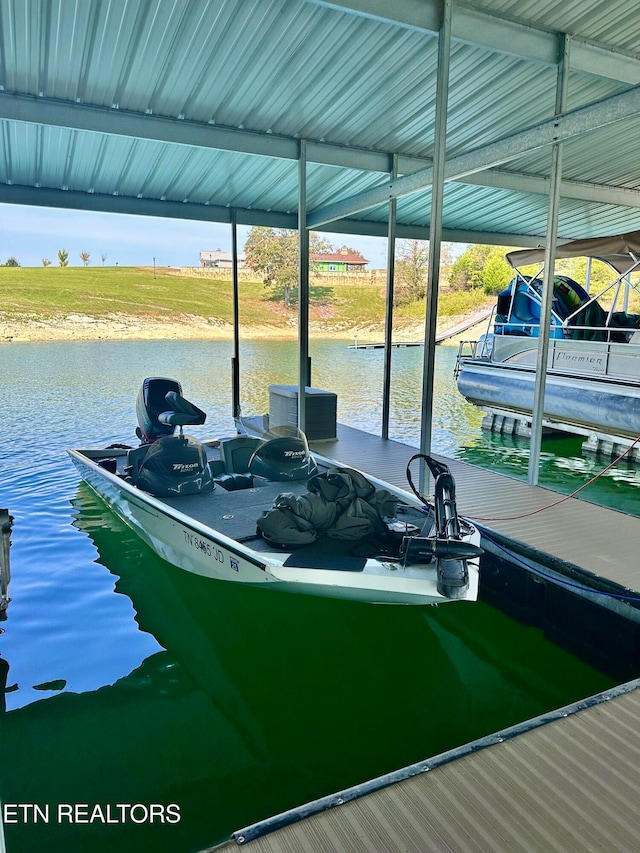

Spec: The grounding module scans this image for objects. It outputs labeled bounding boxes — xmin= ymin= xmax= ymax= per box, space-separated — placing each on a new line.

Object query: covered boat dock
xmin=5 ymin=0 xmax=640 ymax=482
xmin=2 ymin=0 xmax=640 ymax=850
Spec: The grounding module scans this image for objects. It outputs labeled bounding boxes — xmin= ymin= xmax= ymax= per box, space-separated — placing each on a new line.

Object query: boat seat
xmin=212 ymin=436 xmax=262 ymax=490
xmin=511 ymin=288 xmax=540 ymax=324
xmin=219 ymin=436 xmax=261 ymax=474
xmin=208 ymin=458 xmax=227 ymax=478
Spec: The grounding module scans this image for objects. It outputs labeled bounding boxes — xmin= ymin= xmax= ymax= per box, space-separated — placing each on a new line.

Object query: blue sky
xmin=0 ymin=202 xmax=395 ymax=269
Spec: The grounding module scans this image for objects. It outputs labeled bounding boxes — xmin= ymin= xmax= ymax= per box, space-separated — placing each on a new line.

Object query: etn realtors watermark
xmin=2 ymin=802 xmax=181 ymax=825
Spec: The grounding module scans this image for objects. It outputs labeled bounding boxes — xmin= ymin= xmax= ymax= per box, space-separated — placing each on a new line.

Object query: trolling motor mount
xmin=404 ymin=454 xmax=482 ymax=600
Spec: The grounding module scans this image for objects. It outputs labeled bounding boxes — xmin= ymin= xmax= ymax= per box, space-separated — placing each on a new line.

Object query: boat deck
xmin=160 ymin=444 xmax=434 ymax=559
xmin=209 ymin=423 xmax=640 ymax=853
xmin=162 ymin=478 xmax=307 ymax=550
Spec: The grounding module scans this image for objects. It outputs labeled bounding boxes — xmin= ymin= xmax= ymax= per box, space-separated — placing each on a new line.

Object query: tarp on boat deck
xmin=506 ymin=230 xmax=640 ymax=274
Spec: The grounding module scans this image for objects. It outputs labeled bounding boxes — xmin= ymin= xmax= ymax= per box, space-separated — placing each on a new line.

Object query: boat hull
xmin=69 ymin=449 xmax=272 ymax=585
xmin=457 ymin=360 xmax=640 ymax=439
xmin=69 ymin=448 xmax=479 ymax=606
xmin=457 ymin=332 xmax=640 ymax=441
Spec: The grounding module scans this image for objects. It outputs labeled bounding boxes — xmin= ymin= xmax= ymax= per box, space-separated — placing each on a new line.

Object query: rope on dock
xmin=468 ymin=434 xmax=640 ymax=522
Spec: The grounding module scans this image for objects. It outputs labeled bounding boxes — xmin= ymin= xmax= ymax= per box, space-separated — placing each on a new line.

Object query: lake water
xmin=0 ymin=338 xmax=633 ymax=852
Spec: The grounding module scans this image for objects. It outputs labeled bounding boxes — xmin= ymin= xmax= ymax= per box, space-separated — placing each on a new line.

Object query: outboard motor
xmin=128 ymin=377 xmax=214 ymax=498
xmin=248 ymin=426 xmax=318 ymax=481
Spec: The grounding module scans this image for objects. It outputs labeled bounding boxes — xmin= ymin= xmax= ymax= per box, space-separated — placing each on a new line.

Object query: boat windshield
xmin=249 ymin=425 xmax=316 ymax=481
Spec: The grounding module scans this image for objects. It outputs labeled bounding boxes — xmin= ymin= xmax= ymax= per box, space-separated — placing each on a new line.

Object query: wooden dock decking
xmin=212 ymin=423 xmax=640 ymax=853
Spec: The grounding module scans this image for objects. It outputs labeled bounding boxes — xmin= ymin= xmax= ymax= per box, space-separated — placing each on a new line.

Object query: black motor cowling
xmin=248 ymin=427 xmax=318 ymax=481
xmin=136 ymin=434 xmax=213 ymax=498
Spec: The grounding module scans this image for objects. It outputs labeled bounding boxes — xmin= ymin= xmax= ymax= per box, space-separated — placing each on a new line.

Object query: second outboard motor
xmin=248 ymin=426 xmax=318 ymax=481
xmin=128 ymin=377 xmax=214 ymax=498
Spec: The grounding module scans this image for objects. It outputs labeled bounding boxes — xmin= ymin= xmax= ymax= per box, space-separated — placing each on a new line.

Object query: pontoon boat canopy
xmin=506 ymin=230 xmax=640 ymax=275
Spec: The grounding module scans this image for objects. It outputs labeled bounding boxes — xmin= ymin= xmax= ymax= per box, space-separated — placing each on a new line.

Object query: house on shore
xmin=200 ymin=250 xmax=246 ymax=268
xmin=311 ymin=248 xmax=368 ymax=272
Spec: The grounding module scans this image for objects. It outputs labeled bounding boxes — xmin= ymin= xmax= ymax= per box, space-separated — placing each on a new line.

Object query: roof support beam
xmin=0 ymin=91 xmax=388 ymax=171
xmin=0 ymin=181 xmax=569 ymax=249
xmin=308 ymin=84 xmax=640 ymax=228
xmin=4 ymin=91 xmax=640 ymax=212
xmin=307 ymin=0 xmax=640 ymax=84
xmin=0 ymin=182 xmax=296 ymax=228
xmin=462 ymin=171 xmax=640 ymax=209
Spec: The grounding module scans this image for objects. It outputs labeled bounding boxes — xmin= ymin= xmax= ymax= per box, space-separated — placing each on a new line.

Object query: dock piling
xmin=0 ymin=508 xmax=13 ymax=620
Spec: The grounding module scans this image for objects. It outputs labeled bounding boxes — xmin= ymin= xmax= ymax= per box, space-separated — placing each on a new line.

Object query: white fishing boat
xmin=455 ymin=231 xmax=640 ymax=455
xmin=69 ymin=377 xmax=481 ymax=606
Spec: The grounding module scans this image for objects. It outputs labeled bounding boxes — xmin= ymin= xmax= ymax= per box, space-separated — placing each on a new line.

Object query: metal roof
xmin=2 ymin=0 xmax=640 ymax=245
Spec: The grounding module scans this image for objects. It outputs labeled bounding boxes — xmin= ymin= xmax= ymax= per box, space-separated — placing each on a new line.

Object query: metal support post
xmin=231 ymin=210 xmax=241 ymax=420
xmin=419 ymin=0 xmax=451 ymax=493
xmin=0 ymin=509 xmax=12 ymax=620
xmin=528 ymin=35 xmax=570 ymax=486
xmin=381 ymin=154 xmax=398 ymax=440
xmin=298 ymin=140 xmax=310 ymax=434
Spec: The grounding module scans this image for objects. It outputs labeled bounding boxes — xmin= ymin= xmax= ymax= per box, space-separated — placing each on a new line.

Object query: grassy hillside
xmin=0 ymin=267 xmax=239 ymax=320
xmin=0 ymin=266 xmax=492 ymax=335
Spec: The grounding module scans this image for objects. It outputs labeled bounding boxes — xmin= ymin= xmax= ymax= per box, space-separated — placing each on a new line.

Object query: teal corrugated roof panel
xmin=2 ymin=0 xmax=640 ymax=244
xmin=469 ymin=0 xmax=640 ymax=54
xmin=0 ymin=0 xmax=560 ymax=159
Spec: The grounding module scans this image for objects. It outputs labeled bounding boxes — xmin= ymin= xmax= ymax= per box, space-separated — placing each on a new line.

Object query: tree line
xmin=1 ymin=251 xmax=108 ymax=267
xmin=244 ymin=230 xmax=615 ymax=306
xmin=448 ymin=244 xmax=616 ymax=294
xmin=244 ymin=226 xmax=441 ymax=307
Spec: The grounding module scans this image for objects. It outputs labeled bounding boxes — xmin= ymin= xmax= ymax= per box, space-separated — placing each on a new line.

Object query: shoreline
xmin=0 ymin=310 xmax=488 ymax=345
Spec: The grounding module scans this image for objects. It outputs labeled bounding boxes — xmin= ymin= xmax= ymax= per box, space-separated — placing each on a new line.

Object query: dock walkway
xmin=311 ymin=424 xmax=640 ymax=593
xmin=348 ymin=308 xmax=493 ymax=349
xmin=212 ymin=423 xmax=640 ymax=853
